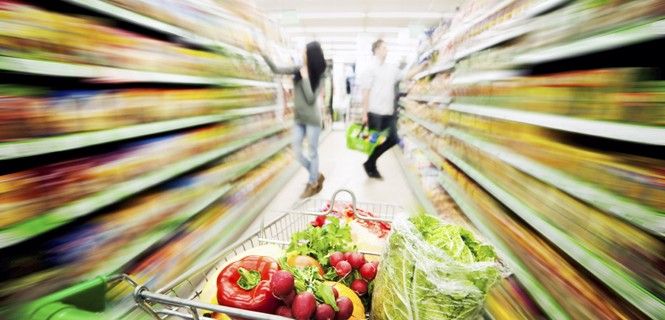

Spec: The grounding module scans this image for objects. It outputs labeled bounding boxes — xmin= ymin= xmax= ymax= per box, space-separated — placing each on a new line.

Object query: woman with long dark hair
xmin=262 ymin=41 xmax=328 ymax=198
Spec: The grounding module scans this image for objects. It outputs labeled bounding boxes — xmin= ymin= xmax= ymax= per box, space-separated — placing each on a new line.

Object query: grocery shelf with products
xmin=398 ymin=0 xmax=665 ymax=319
xmin=0 ymin=0 xmax=301 ymax=318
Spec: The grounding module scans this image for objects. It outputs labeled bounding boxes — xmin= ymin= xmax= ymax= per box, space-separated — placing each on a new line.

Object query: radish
xmin=348 ymin=253 xmax=365 ymax=269
xmin=271 ymin=270 xmax=295 ymax=298
xmin=331 ymin=287 xmax=339 ymax=299
xmin=351 ymin=279 xmax=368 ymax=296
xmin=360 ymin=262 xmax=377 ymax=281
xmin=275 ymin=305 xmax=293 ymax=318
xmin=315 ymin=304 xmax=335 ymax=320
xmin=371 ymin=260 xmax=379 ymax=270
xmin=334 ymin=297 xmax=353 ymax=320
xmin=329 ymin=252 xmax=345 ymax=267
xmin=282 ymin=290 xmax=296 ymax=306
xmin=334 ymin=261 xmax=352 ymax=277
xmin=292 ymin=292 xmax=316 ymax=320
xmin=343 ymin=252 xmax=352 ymax=261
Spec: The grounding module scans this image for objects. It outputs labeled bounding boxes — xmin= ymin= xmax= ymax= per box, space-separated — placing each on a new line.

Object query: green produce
xmin=286 ymin=216 xmax=355 ymax=266
xmin=371 ymin=214 xmax=502 ymax=320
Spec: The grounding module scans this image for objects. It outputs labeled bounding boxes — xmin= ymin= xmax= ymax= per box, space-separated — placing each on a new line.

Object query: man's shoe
xmin=300 ymin=183 xmax=318 ymax=198
xmin=368 ymin=169 xmax=383 ymax=180
xmin=363 ymin=162 xmax=383 ymax=179
xmin=314 ymin=173 xmax=325 ymax=194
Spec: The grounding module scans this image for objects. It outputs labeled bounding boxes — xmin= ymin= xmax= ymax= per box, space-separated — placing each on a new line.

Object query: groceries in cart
xmin=139 ymin=190 xmax=502 ymax=320
xmin=372 ymin=214 xmax=503 ymax=320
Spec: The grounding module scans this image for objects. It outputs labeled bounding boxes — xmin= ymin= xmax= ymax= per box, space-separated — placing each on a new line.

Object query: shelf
xmin=0 ymin=125 xmax=287 ymax=248
xmin=454 ymin=25 xmax=531 ymax=61
xmin=436 ymin=171 xmax=570 ymax=320
xmin=439 ymin=148 xmax=665 ymax=319
xmin=0 ymin=57 xmax=275 ymax=87
xmin=513 ymin=19 xmax=665 ymax=65
xmin=0 ymin=105 xmax=280 ymax=161
xmin=449 ymin=103 xmax=665 ymax=145
xmin=92 ymin=138 xmax=291 ymax=277
xmin=393 ymin=147 xmax=440 ymax=216
xmin=446 ymin=129 xmax=664 ymax=236
xmin=401 ymin=111 xmax=447 ymax=137
xmin=403 ymin=133 xmax=446 ymax=170
xmin=62 ymin=0 xmax=256 ymax=58
xmin=89 ymin=185 xmax=233 ymax=278
xmin=405 ymin=95 xmax=452 ymax=104
xmin=447 ymin=0 xmax=517 ymax=42
xmin=451 ymin=70 xmax=524 ymax=85
xmin=413 ymin=61 xmax=455 ymax=80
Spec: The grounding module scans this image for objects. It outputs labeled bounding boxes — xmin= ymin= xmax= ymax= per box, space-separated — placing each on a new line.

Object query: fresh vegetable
xmin=271 ymin=270 xmax=295 ymax=298
xmin=359 ymin=263 xmax=377 ymax=281
xmin=335 ymin=297 xmax=354 ymax=320
xmin=287 ymin=216 xmax=355 ymax=266
xmin=311 ymin=215 xmax=326 ymax=227
xmin=199 ymin=245 xmax=285 ymax=307
xmin=329 ymin=252 xmax=345 ymax=267
xmin=288 ymin=254 xmax=325 ymax=276
xmin=371 ymin=214 xmax=502 ymax=320
xmin=332 ymin=287 xmax=339 ymax=299
xmin=216 ymin=255 xmax=280 ymax=314
xmin=347 ymin=253 xmax=365 ymax=270
xmin=276 ymin=305 xmax=294 ymax=318
xmin=350 ymin=279 xmax=368 ymax=296
xmin=325 ymin=282 xmax=365 ymax=320
xmin=279 ymin=259 xmax=339 ymax=311
xmin=334 ymin=261 xmax=352 ymax=277
xmin=282 ymin=290 xmax=296 ymax=306
xmin=343 ymin=252 xmax=352 ymax=261
xmin=315 ymin=304 xmax=335 ymax=320
xmin=292 ymin=292 xmax=317 ymax=320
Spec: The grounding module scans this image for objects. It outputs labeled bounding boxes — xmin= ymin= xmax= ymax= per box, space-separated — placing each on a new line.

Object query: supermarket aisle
xmin=244 ymin=128 xmax=417 ymax=235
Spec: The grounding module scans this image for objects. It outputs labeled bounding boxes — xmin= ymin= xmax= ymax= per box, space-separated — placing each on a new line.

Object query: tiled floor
xmin=243 ymin=127 xmax=417 ymax=237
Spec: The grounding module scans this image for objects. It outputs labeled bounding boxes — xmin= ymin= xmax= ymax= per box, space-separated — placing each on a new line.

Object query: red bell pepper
xmin=217 ymin=255 xmax=280 ymax=314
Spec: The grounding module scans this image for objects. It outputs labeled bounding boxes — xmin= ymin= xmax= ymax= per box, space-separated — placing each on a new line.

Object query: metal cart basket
xmin=124 ymin=189 xmax=402 ymax=319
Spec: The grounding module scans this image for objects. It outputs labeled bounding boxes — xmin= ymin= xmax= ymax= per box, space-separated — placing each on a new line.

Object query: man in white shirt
xmin=360 ymin=39 xmax=401 ymax=179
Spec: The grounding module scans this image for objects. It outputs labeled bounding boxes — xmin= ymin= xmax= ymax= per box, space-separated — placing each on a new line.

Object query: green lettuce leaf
xmin=372 ymin=213 xmax=502 ymax=320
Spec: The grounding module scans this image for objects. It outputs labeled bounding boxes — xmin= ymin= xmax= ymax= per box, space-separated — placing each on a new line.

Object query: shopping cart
xmin=122 ymin=189 xmax=401 ymax=319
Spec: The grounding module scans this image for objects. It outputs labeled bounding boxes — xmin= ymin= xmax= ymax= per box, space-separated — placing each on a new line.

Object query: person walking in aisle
xmin=262 ymin=41 xmax=327 ymax=198
xmin=360 ymin=39 xmax=401 ymax=179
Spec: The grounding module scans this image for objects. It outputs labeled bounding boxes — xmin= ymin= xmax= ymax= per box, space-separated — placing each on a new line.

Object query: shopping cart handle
xmin=325 ymin=189 xmax=358 ymax=216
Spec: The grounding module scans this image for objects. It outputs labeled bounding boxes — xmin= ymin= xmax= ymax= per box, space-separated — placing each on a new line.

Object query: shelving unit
xmin=0 ymin=105 xmax=280 ymax=160
xmin=400 ymin=0 xmax=665 ymax=319
xmin=61 ymin=0 xmax=256 ymax=58
xmin=0 ymin=2 xmax=298 ymax=317
xmin=445 ymin=128 xmax=664 ymax=236
xmin=0 ymin=125 xmax=287 ymax=248
xmin=513 ymin=18 xmax=665 ymax=65
xmin=0 ymin=57 xmax=275 ymax=87
xmin=450 ymin=103 xmax=665 ymax=146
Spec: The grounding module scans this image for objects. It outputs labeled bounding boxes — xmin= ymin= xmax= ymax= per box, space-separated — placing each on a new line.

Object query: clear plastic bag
xmin=371 ymin=213 xmax=503 ymax=320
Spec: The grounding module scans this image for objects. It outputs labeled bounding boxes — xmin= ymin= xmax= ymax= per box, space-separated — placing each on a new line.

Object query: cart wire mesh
xmin=123 ymin=189 xmax=402 ymax=320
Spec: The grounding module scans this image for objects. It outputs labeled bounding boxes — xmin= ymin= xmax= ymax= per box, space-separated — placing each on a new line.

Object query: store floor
xmin=242 ymin=126 xmax=417 ymax=238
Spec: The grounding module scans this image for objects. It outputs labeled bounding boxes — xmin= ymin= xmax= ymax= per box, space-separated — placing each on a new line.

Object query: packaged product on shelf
xmin=447 ymin=162 xmax=652 ymax=319
xmin=0 ymin=132 xmax=292 ymax=303
xmin=372 ymin=213 xmax=503 ymax=320
xmin=0 ymin=113 xmax=282 ymax=229
xmin=0 ymin=2 xmax=271 ymax=80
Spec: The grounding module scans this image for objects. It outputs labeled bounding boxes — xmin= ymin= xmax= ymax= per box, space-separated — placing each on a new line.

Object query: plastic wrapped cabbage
xmin=371 ymin=214 xmax=502 ymax=320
